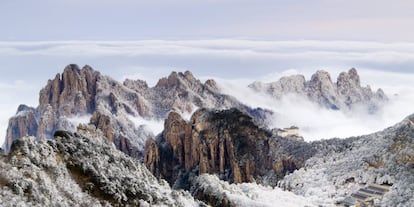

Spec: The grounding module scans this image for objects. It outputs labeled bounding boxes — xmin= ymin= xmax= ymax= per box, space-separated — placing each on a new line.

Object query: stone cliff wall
xmin=145 ymin=108 xmax=313 ymax=186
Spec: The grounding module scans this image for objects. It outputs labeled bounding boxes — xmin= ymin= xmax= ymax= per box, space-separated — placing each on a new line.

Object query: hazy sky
xmin=1 ymin=0 xmax=414 ymax=41
xmin=1 ymin=1 xmax=414 ymax=145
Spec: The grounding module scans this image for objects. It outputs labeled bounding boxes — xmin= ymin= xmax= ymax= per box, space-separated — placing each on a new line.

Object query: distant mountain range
xmin=2 ymin=65 xmax=408 ymax=207
xmin=4 ymin=64 xmax=271 ymax=156
xmin=3 ymin=65 xmax=387 ymax=155
xmin=250 ymin=68 xmax=387 ymax=111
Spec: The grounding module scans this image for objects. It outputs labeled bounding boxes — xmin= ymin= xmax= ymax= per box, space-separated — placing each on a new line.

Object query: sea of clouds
xmin=0 ymin=39 xmax=413 ymax=144
xmin=215 ymin=69 xmax=414 ymax=140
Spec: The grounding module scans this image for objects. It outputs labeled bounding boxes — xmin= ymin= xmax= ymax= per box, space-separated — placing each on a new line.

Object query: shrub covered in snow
xmin=0 ymin=125 xmax=201 ymax=207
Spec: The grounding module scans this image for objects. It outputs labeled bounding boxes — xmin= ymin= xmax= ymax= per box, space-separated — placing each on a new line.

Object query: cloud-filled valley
xmin=3 ymin=1 xmax=414 ymax=205
xmin=215 ymin=70 xmax=414 ymax=140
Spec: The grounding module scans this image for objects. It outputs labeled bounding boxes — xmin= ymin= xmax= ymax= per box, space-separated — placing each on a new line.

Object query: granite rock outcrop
xmin=4 ymin=65 xmax=271 ymax=157
xmin=5 ymin=65 xmax=99 ymax=150
xmin=145 ymin=108 xmax=314 ymax=187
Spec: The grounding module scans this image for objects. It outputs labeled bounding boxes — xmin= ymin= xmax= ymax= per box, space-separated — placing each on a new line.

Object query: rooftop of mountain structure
xmin=249 ymin=68 xmax=388 ymax=110
xmin=275 ymin=126 xmax=302 ymax=141
xmin=342 ymin=184 xmax=391 ymax=206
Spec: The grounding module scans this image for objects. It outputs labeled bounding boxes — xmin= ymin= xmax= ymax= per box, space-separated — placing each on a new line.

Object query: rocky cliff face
xmin=38 ymin=64 xmax=99 ymax=138
xmin=4 ymin=65 xmax=99 ymax=150
xmin=4 ymin=105 xmax=38 ymax=150
xmin=250 ymin=68 xmax=387 ymax=110
xmin=4 ymin=66 xmax=387 ymax=156
xmin=145 ymin=108 xmax=314 ymax=187
xmin=4 ymin=64 xmax=271 ymax=156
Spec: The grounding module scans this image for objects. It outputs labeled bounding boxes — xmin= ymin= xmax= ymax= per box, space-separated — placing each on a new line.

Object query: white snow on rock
xmin=192 ymin=174 xmax=316 ymax=207
xmin=0 ymin=126 xmax=201 ymax=207
xmin=278 ymin=114 xmax=414 ymax=206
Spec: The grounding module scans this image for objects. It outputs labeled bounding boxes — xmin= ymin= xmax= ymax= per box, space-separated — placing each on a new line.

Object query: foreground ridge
xmin=279 ymin=114 xmax=414 ymax=206
xmin=0 ymin=126 xmax=201 ymax=206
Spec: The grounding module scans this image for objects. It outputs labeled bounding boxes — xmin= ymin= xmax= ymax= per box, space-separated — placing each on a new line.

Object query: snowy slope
xmin=0 ymin=125 xmax=200 ymax=207
xmin=191 ymin=174 xmax=316 ymax=207
xmin=279 ymin=114 xmax=414 ymax=206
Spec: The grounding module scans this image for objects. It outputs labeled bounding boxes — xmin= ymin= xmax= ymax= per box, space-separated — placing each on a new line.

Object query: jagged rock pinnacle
xmin=145 ymin=108 xmax=311 ymax=186
xmin=4 ymin=65 xmax=270 ymax=156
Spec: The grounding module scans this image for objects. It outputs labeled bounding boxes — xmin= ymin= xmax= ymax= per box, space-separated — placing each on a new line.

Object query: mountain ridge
xmin=3 ymin=65 xmax=388 ymax=154
xmin=3 ymin=64 xmax=272 ymax=155
xmin=249 ymin=68 xmax=387 ymax=111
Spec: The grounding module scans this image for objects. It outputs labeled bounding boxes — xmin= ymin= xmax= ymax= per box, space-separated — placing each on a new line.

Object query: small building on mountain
xmin=277 ymin=126 xmax=299 ymax=137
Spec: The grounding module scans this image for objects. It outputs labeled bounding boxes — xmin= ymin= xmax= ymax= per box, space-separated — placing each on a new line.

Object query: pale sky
xmin=1 ymin=1 xmax=414 ymax=145
xmin=1 ymin=0 xmax=414 ymax=41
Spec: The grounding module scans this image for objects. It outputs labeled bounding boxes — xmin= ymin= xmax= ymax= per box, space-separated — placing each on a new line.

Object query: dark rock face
xmin=250 ymin=68 xmax=387 ymax=110
xmin=38 ymin=64 xmax=98 ymax=116
xmin=37 ymin=64 xmax=99 ymax=138
xmin=145 ymin=108 xmax=314 ymax=187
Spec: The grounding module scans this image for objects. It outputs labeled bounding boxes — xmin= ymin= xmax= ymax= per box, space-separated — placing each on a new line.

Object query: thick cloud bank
xmin=216 ymin=69 xmax=414 ymax=140
xmin=0 ymin=40 xmax=413 ymax=144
